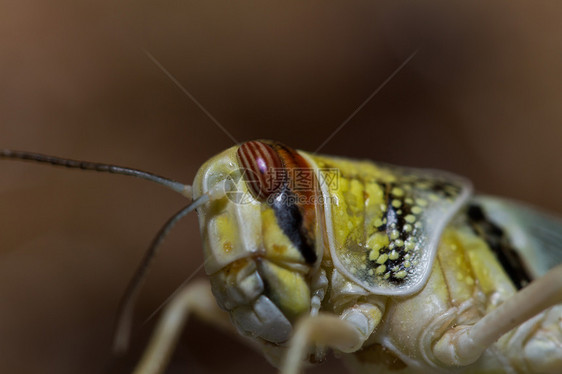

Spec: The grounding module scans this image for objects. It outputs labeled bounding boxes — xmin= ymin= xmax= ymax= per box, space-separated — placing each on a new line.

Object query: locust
xmin=1 ymin=140 xmax=561 ymax=374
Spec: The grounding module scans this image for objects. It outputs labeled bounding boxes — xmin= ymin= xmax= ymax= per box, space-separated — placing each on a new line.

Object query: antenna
xmin=112 ymin=196 xmax=210 ymax=354
xmin=0 ymin=148 xmax=217 ymax=354
xmin=0 ymin=149 xmax=193 ymax=199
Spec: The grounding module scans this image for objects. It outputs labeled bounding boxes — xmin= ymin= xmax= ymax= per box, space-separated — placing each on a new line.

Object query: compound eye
xmin=237 ymin=141 xmax=285 ymax=200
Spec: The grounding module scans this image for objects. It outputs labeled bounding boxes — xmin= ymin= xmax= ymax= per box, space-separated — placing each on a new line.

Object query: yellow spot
xmin=375 ymin=265 xmax=386 ymax=274
xmin=369 ymin=248 xmax=380 ymax=261
xmin=272 ymin=244 xmax=287 ymax=255
xmin=411 ymin=206 xmax=422 ymax=214
xmin=445 ymin=185 xmax=458 ymax=194
xmin=392 ymin=199 xmax=402 ymax=208
xmin=466 ymin=276 xmax=475 ymax=286
xmin=223 ymin=241 xmax=232 ymax=253
xmin=384 ymin=273 xmax=390 ymax=279
xmin=403 ymin=224 xmax=413 ymax=233
xmin=376 ymin=254 xmax=388 ymax=264
xmin=367 ymin=233 xmax=389 ymax=251
xmin=394 ymin=239 xmax=404 ymax=247
xmin=405 ymin=198 xmax=414 ymax=204
xmin=390 ymin=230 xmax=400 ymax=240
xmin=389 ymin=250 xmax=399 ymax=260
xmin=404 ymin=261 xmax=411 ymax=268
xmin=392 ymin=187 xmax=404 ymax=197
xmin=374 ymin=218 xmax=384 ymax=227
xmin=394 ymin=270 xmax=407 ymax=279
xmin=368 ymin=269 xmax=374 ymax=275
xmin=416 ymin=198 xmax=428 ymax=206
xmin=405 ymin=241 xmax=415 ymax=251
xmin=405 ymin=215 xmax=416 ymax=223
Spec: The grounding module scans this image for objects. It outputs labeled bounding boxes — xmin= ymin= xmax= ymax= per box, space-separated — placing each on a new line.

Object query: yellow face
xmin=192 ymin=143 xmax=323 ymax=343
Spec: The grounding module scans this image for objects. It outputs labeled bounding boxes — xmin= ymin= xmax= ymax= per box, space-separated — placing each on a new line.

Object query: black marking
xmin=270 ymin=187 xmax=317 ymax=264
xmin=385 ymin=186 xmax=410 ymax=283
xmin=361 ymin=181 xmax=420 ymax=284
xmin=467 ymin=204 xmax=486 ymax=221
xmin=467 ymin=204 xmax=533 ymax=289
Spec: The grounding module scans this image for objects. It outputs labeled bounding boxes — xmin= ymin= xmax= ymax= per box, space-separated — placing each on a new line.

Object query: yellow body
xmin=193 ymin=145 xmax=561 ymax=373
xmin=339 ymin=226 xmax=514 ymax=373
xmin=306 ymin=153 xmax=560 ymax=373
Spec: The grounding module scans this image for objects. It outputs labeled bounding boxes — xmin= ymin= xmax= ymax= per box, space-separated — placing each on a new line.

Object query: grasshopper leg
xmin=433 ymin=264 xmax=562 ymax=367
xmin=133 ymin=280 xmax=232 ymax=374
xmin=279 ymin=314 xmax=361 ymax=374
xmin=280 ymin=303 xmax=382 ymax=374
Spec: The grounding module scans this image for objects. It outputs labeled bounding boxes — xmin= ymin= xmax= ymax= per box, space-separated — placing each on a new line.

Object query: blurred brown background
xmin=1 ymin=1 xmax=561 ymax=373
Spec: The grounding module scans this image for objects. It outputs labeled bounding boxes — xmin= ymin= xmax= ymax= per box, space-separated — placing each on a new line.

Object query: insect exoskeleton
xmin=193 ymin=140 xmax=327 ymax=345
xmin=193 ymin=139 xmax=469 ymax=357
xmin=2 ymin=141 xmax=561 ymax=374
xmin=190 ymin=140 xmax=562 ymax=374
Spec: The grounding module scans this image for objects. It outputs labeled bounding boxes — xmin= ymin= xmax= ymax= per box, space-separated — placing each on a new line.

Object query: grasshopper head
xmin=193 ymin=141 xmax=325 ymax=344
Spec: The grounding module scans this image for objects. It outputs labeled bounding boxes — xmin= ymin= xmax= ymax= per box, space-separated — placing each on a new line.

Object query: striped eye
xmin=237 ymin=141 xmax=285 ymax=200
